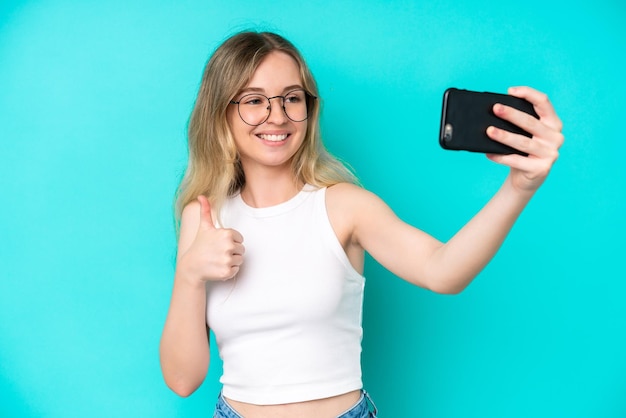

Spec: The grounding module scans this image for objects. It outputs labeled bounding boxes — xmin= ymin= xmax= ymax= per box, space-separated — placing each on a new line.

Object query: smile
xmin=258 ymin=134 xmax=289 ymax=142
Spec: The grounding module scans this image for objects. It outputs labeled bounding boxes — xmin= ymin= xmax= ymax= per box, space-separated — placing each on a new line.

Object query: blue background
xmin=1 ymin=1 xmax=625 ymax=417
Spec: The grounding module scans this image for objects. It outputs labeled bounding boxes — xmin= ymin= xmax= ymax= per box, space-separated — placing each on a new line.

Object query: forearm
xmin=159 ymin=270 xmax=210 ymax=396
xmin=425 ymin=177 xmax=534 ymax=293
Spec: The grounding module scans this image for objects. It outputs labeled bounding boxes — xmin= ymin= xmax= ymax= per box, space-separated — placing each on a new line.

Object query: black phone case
xmin=439 ymin=88 xmax=538 ymax=155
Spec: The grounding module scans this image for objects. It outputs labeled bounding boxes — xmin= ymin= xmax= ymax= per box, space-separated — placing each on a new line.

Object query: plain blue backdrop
xmin=1 ymin=1 xmax=625 ymax=417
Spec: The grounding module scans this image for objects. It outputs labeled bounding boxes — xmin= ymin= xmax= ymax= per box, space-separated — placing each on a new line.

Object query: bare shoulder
xmin=326 ymin=182 xmax=379 ymax=208
xmin=327 ymin=182 xmax=412 ymax=250
xmin=326 ymin=182 xmax=397 ymax=244
xmin=326 ymin=182 xmax=394 ymax=219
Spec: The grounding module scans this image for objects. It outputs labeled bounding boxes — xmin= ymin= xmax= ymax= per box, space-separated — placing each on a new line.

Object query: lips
xmin=257 ymin=133 xmax=289 ymax=142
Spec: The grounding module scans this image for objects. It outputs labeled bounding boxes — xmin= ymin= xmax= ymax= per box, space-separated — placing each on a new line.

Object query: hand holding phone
xmin=439 ymin=88 xmax=539 ymax=156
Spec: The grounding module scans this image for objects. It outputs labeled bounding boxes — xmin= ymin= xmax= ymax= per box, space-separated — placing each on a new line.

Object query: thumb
xmin=197 ymin=195 xmax=216 ymax=230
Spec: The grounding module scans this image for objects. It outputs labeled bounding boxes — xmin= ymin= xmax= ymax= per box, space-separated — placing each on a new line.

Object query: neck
xmin=239 ymin=165 xmax=303 ymax=208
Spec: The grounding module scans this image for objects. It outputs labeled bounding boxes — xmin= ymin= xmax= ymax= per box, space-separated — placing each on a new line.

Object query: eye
xmin=241 ymin=95 xmax=266 ymax=106
xmin=284 ymin=91 xmax=305 ymax=104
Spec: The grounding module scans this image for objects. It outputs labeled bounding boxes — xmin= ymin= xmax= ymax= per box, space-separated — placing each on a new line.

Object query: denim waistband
xmin=213 ymin=390 xmax=378 ymax=418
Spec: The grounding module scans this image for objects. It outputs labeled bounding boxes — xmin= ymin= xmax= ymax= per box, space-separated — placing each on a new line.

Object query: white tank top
xmin=206 ymin=185 xmax=365 ymax=405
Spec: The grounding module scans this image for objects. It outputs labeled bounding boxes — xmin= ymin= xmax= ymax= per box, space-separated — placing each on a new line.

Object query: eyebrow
xmin=238 ymin=84 xmax=303 ymax=95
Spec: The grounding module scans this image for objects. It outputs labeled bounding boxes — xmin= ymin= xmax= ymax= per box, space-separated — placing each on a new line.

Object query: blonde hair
xmin=175 ymin=31 xmax=357 ymax=231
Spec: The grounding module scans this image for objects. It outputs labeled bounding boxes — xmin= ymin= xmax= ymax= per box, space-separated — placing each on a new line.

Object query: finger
xmin=493 ymin=102 xmax=546 ymax=138
xmin=231 ymin=254 xmax=244 ymax=267
xmin=231 ymin=229 xmax=244 ymax=244
xmin=487 ymin=125 xmax=535 ymax=156
xmin=492 ymin=102 xmax=565 ymax=152
xmin=487 ymin=125 xmax=556 ymax=159
xmin=508 ymin=86 xmax=563 ymax=132
xmin=225 ymin=266 xmax=240 ymax=281
xmin=197 ymin=195 xmax=216 ymax=230
xmin=233 ymin=242 xmax=245 ymax=256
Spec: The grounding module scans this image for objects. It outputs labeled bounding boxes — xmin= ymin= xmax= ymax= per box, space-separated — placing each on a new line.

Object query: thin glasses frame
xmin=229 ymin=89 xmax=318 ymax=126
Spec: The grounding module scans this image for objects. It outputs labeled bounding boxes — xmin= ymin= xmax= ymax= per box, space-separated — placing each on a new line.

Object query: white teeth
xmin=259 ymin=134 xmax=288 ymax=142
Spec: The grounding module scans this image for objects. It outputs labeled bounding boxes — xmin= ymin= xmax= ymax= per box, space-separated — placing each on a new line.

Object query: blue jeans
xmin=213 ymin=390 xmax=378 ymax=418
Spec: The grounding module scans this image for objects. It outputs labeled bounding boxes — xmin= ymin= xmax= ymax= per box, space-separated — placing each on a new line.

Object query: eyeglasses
xmin=229 ymin=89 xmax=317 ymax=126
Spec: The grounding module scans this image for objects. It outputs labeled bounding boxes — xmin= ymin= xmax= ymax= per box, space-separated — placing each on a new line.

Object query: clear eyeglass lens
xmin=237 ymin=90 xmax=308 ymax=125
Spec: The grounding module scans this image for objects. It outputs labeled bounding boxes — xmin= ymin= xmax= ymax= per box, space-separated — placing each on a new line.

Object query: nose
xmin=265 ymin=97 xmax=288 ymax=125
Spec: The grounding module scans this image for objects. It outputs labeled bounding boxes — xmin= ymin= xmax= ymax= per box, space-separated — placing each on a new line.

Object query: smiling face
xmin=227 ymin=51 xmax=308 ymax=176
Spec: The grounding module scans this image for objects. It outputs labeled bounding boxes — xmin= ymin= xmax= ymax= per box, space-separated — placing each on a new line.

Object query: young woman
xmin=159 ymin=31 xmax=564 ymax=418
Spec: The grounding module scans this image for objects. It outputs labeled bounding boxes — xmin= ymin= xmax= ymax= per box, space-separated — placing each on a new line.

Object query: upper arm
xmin=332 ymin=184 xmax=443 ymax=289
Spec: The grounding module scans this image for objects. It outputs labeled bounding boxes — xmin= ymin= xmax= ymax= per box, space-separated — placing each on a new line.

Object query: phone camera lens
xmin=444 ymin=124 xmax=453 ymax=143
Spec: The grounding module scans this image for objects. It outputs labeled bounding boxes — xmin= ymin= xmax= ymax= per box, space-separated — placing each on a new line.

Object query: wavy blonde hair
xmin=175 ymin=31 xmax=357 ymax=231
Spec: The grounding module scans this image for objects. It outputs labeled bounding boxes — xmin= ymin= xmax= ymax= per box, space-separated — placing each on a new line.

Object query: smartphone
xmin=439 ymin=88 xmax=538 ymax=155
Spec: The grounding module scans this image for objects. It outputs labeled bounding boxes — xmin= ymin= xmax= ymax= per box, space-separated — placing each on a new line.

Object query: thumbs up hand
xmin=178 ymin=195 xmax=245 ymax=283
